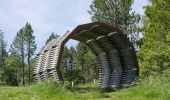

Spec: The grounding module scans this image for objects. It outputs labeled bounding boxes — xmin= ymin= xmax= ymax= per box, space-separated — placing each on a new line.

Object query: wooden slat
xmin=33 ymin=22 xmax=138 ymax=89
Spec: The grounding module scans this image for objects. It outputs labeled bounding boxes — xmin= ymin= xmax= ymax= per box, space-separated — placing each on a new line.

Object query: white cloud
xmin=0 ymin=0 xmax=92 ymax=52
xmin=0 ymin=0 xmax=147 ymax=52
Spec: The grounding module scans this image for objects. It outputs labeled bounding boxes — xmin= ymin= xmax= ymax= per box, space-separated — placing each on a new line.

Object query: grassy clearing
xmin=0 ymin=71 xmax=170 ymax=100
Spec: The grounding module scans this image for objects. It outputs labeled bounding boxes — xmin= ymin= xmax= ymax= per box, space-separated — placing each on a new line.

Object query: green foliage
xmin=24 ymin=22 xmax=36 ymax=62
xmin=1 ymin=71 xmax=170 ymax=100
xmin=167 ymin=31 xmax=170 ymax=41
xmin=83 ymin=50 xmax=98 ymax=82
xmin=9 ymin=22 xmax=36 ymax=85
xmin=11 ymin=28 xmax=26 ymax=85
xmin=67 ymin=46 xmax=76 ymax=70
xmin=61 ymin=42 xmax=98 ymax=83
xmin=138 ymin=0 xmax=170 ymax=76
xmin=61 ymin=46 xmax=85 ymax=84
xmin=11 ymin=28 xmax=25 ymax=53
xmin=63 ymin=68 xmax=84 ymax=84
xmin=45 ymin=32 xmax=59 ymax=44
xmin=24 ymin=22 xmax=36 ymax=84
xmin=75 ymin=42 xmax=98 ymax=83
xmin=24 ymin=22 xmax=36 ymax=57
xmin=0 ymin=30 xmax=7 ymax=82
xmin=3 ymin=53 xmax=21 ymax=86
xmin=61 ymin=46 xmax=70 ymax=70
xmin=88 ymin=0 xmax=141 ymax=47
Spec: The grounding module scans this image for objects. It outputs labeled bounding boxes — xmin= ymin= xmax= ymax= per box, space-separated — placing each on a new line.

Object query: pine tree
xmin=46 ymin=32 xmax=59 ymax=44
xmin=11 ymin=23 xmax=36 ymax=85
xmin=24 ymin=22 xmax=36 ymax=84
xmin=75 ymin=42 xmax=89 ymax=75
xmin=0 ymin=30 xmax=7 ymax=82
xmin=75 ymin=42 xmax=97 ymax=82
xmin=68 ymin=46 xmax=76 ymax=70
xmin=11 ymin=28 xmax=26 ymax=85
xmin=61 ymin=46 xmax=69 ymax=70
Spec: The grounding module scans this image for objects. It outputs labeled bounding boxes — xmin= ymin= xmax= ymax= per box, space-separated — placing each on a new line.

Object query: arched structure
xmin=33 ymin=22 xmax=139 ymax=89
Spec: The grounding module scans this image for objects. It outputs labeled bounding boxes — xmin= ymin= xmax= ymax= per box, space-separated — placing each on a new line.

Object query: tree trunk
xmin=28 ymin=41 xmax=31 ymax=85
xmin=21 ymin=44 xmax=25 ymax=86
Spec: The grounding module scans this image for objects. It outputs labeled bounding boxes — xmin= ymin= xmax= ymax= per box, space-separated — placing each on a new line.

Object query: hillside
xmin=0 ymin=70 xmax=170 ymax=100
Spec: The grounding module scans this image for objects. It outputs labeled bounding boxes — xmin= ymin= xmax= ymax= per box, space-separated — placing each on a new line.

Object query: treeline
xmin=54 ymin=0 xmax=170 ymax=82
xmin=44 ymin=33 xmax=98 ymax=84
xmin=0 ymin=23 xmax=36 ymax=86
xmin=0 ymin=0 xmax=141 ymax=86
xmin=0 ymin=28 xmax=98 ymax=86
xmin=138 ymin=0 xmax=170 ymax=76
xmin=61 ymin=0 xmax=141 ymax=84
xmin=88 ymin=0 xmax=170 ymax=77
xmin=1 ymin=0 xmax=169 ymax=86
xmin=62 ymin=41 xmax=98 ymax=83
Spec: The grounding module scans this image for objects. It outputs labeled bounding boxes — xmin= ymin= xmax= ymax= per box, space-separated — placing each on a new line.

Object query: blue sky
xmin=0 ymin=0 xmax=148 ymax=53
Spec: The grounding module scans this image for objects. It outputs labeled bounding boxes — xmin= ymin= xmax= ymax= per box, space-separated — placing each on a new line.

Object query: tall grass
xmin=0 ymin=70 xmax=170 ymax=100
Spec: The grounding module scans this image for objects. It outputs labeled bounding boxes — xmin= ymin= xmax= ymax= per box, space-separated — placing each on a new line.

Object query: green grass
xmin=0 ymin=72 xmax=170 ymax=100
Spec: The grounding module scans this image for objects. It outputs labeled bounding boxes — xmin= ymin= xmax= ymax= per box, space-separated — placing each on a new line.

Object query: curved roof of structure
xmin=34 ymin=22 xmax=139 ymax=88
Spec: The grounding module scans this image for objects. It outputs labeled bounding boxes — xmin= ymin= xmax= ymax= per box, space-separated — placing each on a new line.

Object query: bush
xmin=63 ymin=68 xmax=84 ymax=84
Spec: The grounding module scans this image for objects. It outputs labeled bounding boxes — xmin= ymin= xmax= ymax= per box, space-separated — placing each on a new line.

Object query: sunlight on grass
xmin=0 ymin=74 xmax=170 ymax=100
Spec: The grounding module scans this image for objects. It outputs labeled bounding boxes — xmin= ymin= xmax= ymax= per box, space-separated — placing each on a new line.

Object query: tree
xmin=0 ymin=30 xmax=7 ymax=82
xmin=88 ymin=0 xmax=141 ymax=47
xmin=83 ymin=49 xmax=98 ymax=82
xmin=75 ymin=43 xmax=89 ymax=76
xmin=24 ymin=22 xmax=36 ymax=84
xmin=68 ymin=46 xmax=76 ymax=70
xmin=4 ymin=52 xmax=22 ymax=86
xmin=11 ymin=28 xmax=25 ymax=85
xmin=138 ymin=0 xmax=170 ymax=76
xmin=45 ymin=32 xmax=59 ymax=44
xmin=62 ymin=46 xmax=84 ymax=83
xmin=11 ymin=22 xmax=36 ymax=85
xmin=61 ymin=46 xmax=69 ymax=70
xmin=75 ymin=42 xmax=98 ymax=83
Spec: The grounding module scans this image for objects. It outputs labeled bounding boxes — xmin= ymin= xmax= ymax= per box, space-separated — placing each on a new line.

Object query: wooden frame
xmin=33 ymin=22 xmax=139 ymax=88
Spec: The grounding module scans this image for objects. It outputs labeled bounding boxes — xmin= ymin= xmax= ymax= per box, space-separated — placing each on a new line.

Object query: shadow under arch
xmin=33 ymin=22 xmax=139 ymax=89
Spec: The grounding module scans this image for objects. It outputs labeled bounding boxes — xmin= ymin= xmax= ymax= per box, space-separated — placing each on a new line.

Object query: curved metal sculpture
xmin=33 ymin=22 xmax=139 ymax=89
